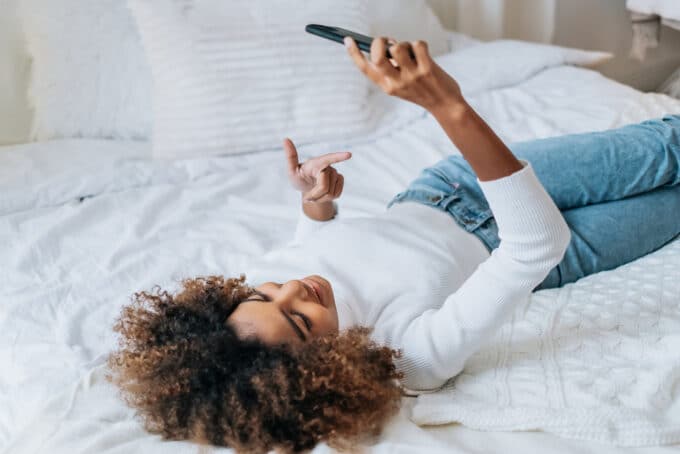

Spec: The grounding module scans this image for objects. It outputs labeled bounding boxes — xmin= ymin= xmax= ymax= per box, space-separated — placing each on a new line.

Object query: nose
xmin=272 ymin=280 xmax=311 ymax=309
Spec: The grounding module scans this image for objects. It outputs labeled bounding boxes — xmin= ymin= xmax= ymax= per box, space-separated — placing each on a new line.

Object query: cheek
xmin=309 ymin=306 xmax=338 ymax=333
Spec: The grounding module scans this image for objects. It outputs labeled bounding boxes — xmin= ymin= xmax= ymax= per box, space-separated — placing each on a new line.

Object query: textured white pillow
xmin=367 ymin=0 xmax=450 ymax=56
xmin=435 ymin=40 xmax=613 ymax=96
xmin=18 ymin=0 xmax=151 ymax=141
xmin=129 ymin=0 xmax=373 ymax=159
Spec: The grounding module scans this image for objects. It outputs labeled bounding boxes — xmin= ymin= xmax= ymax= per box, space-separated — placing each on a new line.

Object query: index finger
xmin=307 ymin=151 xmax=352 ymax=175
xmin=344 ymin=37 xmax=375 ymax=79
xmin=411 ymin=40 xmax=432 ymax=71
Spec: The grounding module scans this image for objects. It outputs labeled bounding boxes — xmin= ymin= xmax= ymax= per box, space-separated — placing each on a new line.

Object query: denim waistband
xmin=388 ymin=155 xmax=500 ymax=252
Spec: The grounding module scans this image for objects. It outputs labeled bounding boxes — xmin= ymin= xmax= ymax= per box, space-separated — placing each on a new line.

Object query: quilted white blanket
xmin=412 ymin=237 xmax=680 ymax=446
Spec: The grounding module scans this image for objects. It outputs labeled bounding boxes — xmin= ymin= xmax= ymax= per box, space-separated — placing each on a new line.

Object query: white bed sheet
xmin=2 ymin=65 xmax=680 ymax=454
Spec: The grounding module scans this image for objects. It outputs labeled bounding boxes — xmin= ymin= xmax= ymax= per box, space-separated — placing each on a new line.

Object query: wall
xmin=0 ymin=0 xmax=32 ymax=144
xmin=427 ymin=0 xmax=555 ymax=42
xmin=427 ymin=0 xmax=680 ymax=91
xmin=553 ymin=0 xmax=680 ymax=91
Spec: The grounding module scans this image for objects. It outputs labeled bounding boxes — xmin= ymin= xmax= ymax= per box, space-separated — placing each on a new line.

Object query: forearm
xmin=344 ymin=36 xmax=521 ymax=182
xmin=430 ymin=99 xmax=523 ymax=182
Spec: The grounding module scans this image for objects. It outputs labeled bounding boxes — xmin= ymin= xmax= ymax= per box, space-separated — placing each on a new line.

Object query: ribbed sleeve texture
xmin=394 ymin=163 xmax=571 ymax=391
xmin=127 ymin=0 xmax=373 ymax=158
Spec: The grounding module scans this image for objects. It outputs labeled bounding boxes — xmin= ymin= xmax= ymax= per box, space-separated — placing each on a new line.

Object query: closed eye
xmin=243 ymin=292 xmax=311 ymax=337
xmin=292 ymin=311 xmax=312 ymax=332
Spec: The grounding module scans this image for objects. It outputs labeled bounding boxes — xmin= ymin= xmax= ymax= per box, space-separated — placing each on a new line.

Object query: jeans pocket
xmin=442 ymin=186 xmax=493 ymax=232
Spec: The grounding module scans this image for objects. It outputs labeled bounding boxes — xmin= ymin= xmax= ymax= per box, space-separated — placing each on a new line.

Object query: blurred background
xmin=427 ymin=0 xmax=680 ymax=91
xmin=3 ymin=0 xmax=680 ymax=144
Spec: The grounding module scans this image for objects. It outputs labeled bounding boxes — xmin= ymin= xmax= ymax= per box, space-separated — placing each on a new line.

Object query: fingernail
xmin=344 ymin=37 xmax=351 ymax=47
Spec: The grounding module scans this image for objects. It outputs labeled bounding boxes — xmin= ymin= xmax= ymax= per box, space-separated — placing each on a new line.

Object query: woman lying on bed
xmin=108 ymin=37 xmax=680 ymax=453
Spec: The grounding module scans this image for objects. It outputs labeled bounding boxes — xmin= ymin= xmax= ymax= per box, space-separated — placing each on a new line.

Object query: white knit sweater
xmin=247 ymin=162 xmax=571 ymax=392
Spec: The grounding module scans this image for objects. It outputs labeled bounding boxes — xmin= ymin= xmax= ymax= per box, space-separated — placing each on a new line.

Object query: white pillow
xmin=129 ymin=0 xmax=374 ymax=159
xmin=435 ymin=40 xmax=613 ymax=96
xmin=367 ymin=0 xmax=450 ymax=56
xmin=18 ymin=0 xmax=152 ymax=141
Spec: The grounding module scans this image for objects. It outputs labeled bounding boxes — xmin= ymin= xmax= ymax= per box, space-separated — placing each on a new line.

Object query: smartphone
xmin=305 ymin=24 xmax=395 ymax=58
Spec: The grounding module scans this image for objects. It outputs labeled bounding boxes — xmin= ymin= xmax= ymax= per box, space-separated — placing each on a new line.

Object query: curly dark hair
xmin=107 ymin=275 xmax=403 ymax=453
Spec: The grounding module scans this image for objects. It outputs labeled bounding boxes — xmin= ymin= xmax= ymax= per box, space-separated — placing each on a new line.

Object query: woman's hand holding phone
xmin=346 ymin=37 xmax=523 ymax=182
xmin=344 ymin=37 xmax=465 ymax=116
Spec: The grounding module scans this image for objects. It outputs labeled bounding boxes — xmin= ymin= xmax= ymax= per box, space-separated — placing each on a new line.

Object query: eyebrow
xmin=279 ymin=309 xmax=307 ymax=342
xmin=243 ymin=292 xmax=268 ymax=303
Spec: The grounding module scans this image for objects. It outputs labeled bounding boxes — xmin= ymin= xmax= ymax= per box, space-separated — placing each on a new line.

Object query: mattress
xmin=1 ymin=65 xmax=680 ymax=453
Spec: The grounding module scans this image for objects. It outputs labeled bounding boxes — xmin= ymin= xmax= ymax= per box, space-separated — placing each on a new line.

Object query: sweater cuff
xmin=477 ymin=161 xmax=559 ymax=230
xmin=476 ymin=159 xmax=530 ymax=191
xmin=293 ymin=202 xmax=338 ymax=243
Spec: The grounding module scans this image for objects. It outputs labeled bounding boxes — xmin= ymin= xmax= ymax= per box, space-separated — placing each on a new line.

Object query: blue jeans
xmin=389 ymin=115 xmax=680 ymax=290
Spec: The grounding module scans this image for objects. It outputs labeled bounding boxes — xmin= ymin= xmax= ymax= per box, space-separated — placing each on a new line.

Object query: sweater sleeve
xmin=394 ymin=162 xmax=571 ymax=392
xmin=292 ymin=202 xmax=338 ymax=244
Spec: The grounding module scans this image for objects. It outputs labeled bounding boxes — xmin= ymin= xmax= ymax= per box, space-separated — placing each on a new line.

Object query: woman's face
xmin=227 ymin=275 xmax=339 ymax=345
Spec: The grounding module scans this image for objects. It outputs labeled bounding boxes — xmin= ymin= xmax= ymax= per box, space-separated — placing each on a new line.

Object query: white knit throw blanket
xmin=411 ymin=237 xmax=680 ymax=446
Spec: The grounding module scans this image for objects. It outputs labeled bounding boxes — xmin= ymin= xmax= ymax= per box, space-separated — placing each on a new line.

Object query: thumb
xmin=283 ymin=138 xmax=299 ymax=175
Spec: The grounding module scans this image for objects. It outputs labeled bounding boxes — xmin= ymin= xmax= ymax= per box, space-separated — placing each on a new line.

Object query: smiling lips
xmin=302 ymin=278 xmax=325 ymax=307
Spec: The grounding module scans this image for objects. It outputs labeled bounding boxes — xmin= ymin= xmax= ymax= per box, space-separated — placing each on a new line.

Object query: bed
xmin=2 ymin=57 xmax=680 ymax=453
xmin=2 ymin=1 xmax=680 ymax=450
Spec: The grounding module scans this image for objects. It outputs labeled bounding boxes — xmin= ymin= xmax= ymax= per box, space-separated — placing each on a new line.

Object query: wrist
xmin=429 ymin=97 xmax=471 ymax=123
xmin=302 ymin=199 xmax=336 ymax=222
